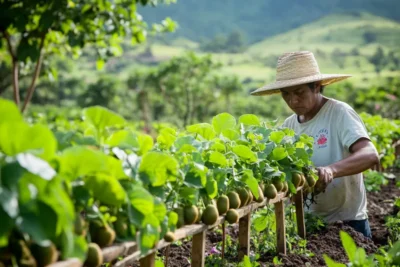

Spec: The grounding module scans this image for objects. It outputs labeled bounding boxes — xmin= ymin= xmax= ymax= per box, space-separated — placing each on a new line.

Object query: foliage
xmin=200 ymin=30 xmax=247 ymax=53
xmin=363 ymin=170 xmax=394 ymax=192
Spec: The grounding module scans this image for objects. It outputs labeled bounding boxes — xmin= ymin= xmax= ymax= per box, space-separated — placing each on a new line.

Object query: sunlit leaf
xmin=212 ymin=113 xmax=236 ymax=134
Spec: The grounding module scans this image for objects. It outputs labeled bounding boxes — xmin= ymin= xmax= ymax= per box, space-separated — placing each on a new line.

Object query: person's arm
xmin=315 ymin=138 xmax=379 ymax=192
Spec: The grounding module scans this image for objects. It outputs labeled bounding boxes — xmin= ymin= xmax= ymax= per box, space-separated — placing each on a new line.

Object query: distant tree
xmin=226 ymin=30 xmax=246 ymax=53
xmin=0 ymin=0 xmax=176 ymax=112
xmin=350 ymin=48 xmax=360 ymax=56
xmin=213 ymin=75 xmax=242 ymax=111
xmin=200 ymin=30 xmax=247 ymax=53
xmin=78 ymin=75 xmax=121 ymax=108
xmin=363 ymin=31 xmax=377 ymax=44
xmin=331 ymin=48 xmax=346 ymax=69
xmin=369 ymin=46 xmax=387 ymax=74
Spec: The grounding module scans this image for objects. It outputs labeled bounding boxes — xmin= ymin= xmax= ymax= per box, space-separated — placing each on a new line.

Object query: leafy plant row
xmin=0 ymin=97 xmax=319 ymax=267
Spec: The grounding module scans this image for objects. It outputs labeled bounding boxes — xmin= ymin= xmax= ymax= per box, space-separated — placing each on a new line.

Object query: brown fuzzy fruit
xmin=217 ymin=195 xmax=230 ymax=215
xmin=196 ymin=208 xmax=203 ymax=223
xmin=306 ymin=175 xmax=316 ymax=187
xmin=259 ymin=182 xmax=265 ymax=192
xmin=300 ymin=174 xmax=306 ymax=186
xmin=174 ymin=207 xmax=185 ymax=228
xmin=247 ymin=189 xmax=254 ymax=204
xmin=273 ymin=180 xmax=284 ymax=192
xmin=264 ymin=184 xmax=278 ymax=199
xmin=201 ymin=205 xmax=219 ymax=225
xmin=93 ymin=225 xmax=116 ymax=248
xmin=74 ymin=213 xmax=86 ymax=236
xmin=255 ymin=186 xmax=265 ymax=203
xmin=184 ymin=205 xmax=199 ymax=225
xmin=30 ymin=242 xmax=58 ymax=267
xmin=292 ymin=173 xmax=302 ymax=188
xmin=114 ymin=217 xmax=129 ymax=238
xmin=227 ymin=192 xmax=241 ymax=209
xmin=225 ymin=209 xmax=239 ymax=224
xmin=164 ymin=231 xmax=176 ymax=242
xmin=84 ymin=243 xmax=103 ymax=267
xmin=237 ymin=188 xmax=250 ymax=207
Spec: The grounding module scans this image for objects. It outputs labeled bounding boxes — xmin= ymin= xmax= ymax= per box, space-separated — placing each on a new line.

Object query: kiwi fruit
xmin=74 ymin=213 xmax=86 ymax=236
xmin=300 ymin=173 xmax=306 ymax=186
xmin=264 ymin=184 xmax=278 ymax=199
xmin=84 ymin=243 xmax=103 ymax=267
xmin=255 ymin=186 xmax=265 ymax=203
xmin=196 ymin=208 xmax=203 ymax=223
xmin=30 ymin=242 xmax=58 ymax=267
xmin=273 ymin=180 xmax=284 ymax=192
xmin=259 ymin=182 xmax=265 ymax=192
xmin=184 ymin=205 xmax=199 ymax=225
xmin=113 ymin=217 xmax=129 ymax=238
xmin=174 ymin=207 xmax=185 ymax=228
xmin=306 ymin=175 xmax=316 ymax=187
xmin=92 ymin=225 xmax=116 ymax=248
xmin=225 ymin=209 xmax=239 ymax=224
xmin=237 ymin=188 xmax=250 ymax=207
xmin=247 ymin=189 xmax=254 ymax=204
xmin=292 ymin=173 xmax=302 ymax=188
xmin=201 ymin=205 xmax=219 ymax=225
xmin=282 ymin=182 xmax=289 ymax=193
xmin=216 ymin=195 xmax=230 ymax=215
xmin=164 ymin=231 xmax=176 ymax=242
xmin=227 ymin=192 xmax=241 ymax=209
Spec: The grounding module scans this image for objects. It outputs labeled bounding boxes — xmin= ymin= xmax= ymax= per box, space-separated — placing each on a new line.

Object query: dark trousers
xmin=344 ymin=219 xmax=372 ymax=239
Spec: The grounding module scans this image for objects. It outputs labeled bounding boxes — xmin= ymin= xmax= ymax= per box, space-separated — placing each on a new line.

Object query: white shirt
xmin=282 ymin=98 xmax=369 ymax=223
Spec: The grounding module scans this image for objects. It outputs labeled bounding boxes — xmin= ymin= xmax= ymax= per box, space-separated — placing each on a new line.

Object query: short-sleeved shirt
xmin=282 ymin=98 xmax=369 ymax=223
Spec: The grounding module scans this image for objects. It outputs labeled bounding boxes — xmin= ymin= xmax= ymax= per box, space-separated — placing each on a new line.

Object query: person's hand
xmin=315 ymin=166 xmax=334 ymax=193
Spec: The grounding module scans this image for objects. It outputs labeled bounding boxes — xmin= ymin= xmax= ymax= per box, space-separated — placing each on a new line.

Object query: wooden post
xmin=222 ymin=223 xmax=226 ymax=262
xmin=139 ymin=252 xmax=155 ymax=267
xmin=274 ymin=200 xmax=286 ymax=255
xmin=294 ymin=190 xmax=306 ymax=239
xmin=192 ymin=230 xmax=206 ymax=267
xmin=238 ymin=212 xmax=251 ymax=260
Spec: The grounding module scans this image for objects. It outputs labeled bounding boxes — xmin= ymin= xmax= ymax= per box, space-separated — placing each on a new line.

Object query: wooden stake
xmin=164 ymin=245 xmax=170 ymax=267
xmin=294 ymin=190 xmax=306 ymax=239
xmin=192 ymin=230 xmax=206 ymax=267
xmin=274 ymin=200 xmax=286 ymax=255
xmin=222 ymin=223 xmax=226 ymax=263
xmin=139 ymin=252 xmax=155 ymax=267
xmin=238 ymin=212 xmax=251 ymax=260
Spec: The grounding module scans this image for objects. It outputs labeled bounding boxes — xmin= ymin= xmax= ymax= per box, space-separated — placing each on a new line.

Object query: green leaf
xmin=106 ymin=130 xmax=139 ymax=149
xmin=0 ymin=123 xmax=57 ymax=160
xmin=0 ymin=208 xmax=13 ymax=247
xmin=186 ymin=123 xmax=216 ymax=140
xmin=269 ymin=131 xmax=285 ymax=144
xmin=253 ymin=216 xmax=268 ymax=232
xmin=323 ymin=254 xmax=346 ymax=267
xmin=354 ymin=248 xmax=367 ymax=265
xmin=208 ymin=151 xmax=228 ymax=167
xmin=85 ymin=174 xmax=126 ymax=206
xmin=184 ymin=164 xmax=207 ymax=188
xmin=0 ymin=188 xmax=18 ymax=219
xmin=212 ymin=113 xmax=236 ymax=134
xmin=179 ymin=187 xmax=199 ymax=203
xmin=153 ymin=199 xmax=167 ymax=221
xmin=96 ymin=59 xmax=105 ymax=70
xmin=242 ymin=172 xmax=259 ymax=199
xmin=139 ymin=152 xmax=179 ymax=187
xmin=205 ymin=177 xmax=218 ymax=199
xmin=16 ymin=153 xmax=56 ymax=181
xmin=271 ymin=147 xmax=288 ymax=161
xmin=83 ymin=106 xmax=126 ymax=133
xmin=222 ymin=129 xmax=240 ymax=140
xmin=140 ymin=224 xmax=159 ymax=254
xmin=156 ymin=128 xmax=176 ymax=149
xmin=0 ymin=98 xmax=22 ymax=124
xmin=340 ymin=231 xmax=357 ymax=262
xmin=242 ymin=255 xmax=252 ymax=267
xmin=155 ymin=260 xmax=165 ymax=267
xmin=168 ymin=211 xmax=178 ymax=228
xmin=138 ymin=134 xmax=154 ymax=155
xmin=59 ymin=146 xmax=109 ymax=179
xmin=232 ymin=145 xmax=257 ymax=162
xmin=238 ymin=114 xmax=261 ymax=126
xmin=129 ymin=185 xmax=154 ymax=215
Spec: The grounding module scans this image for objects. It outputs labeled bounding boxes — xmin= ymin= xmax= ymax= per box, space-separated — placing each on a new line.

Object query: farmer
xmin=250 ymin=51 xmax=379 ymax=238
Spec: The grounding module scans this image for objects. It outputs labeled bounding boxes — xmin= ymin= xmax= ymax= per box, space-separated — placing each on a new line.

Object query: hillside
xmin=139 ymin=0 xmax=400 ymax=43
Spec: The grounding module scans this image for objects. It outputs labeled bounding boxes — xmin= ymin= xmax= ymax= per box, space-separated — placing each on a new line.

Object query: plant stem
xmin=2 ymin=30 xmax=20 ymax=106
xmin=21 ymin=34 xmax=46 ymax=113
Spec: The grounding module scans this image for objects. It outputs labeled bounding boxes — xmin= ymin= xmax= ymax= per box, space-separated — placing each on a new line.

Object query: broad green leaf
xmin=239 ymin=114 xmax=261 ymax=126
xmin=107 ymin=156 xmax=128 ymax=179
xmin=174 ymin=136 xmax=200 ymax=152
xmin=242 ymin=171 xmax=259 ymax=199
xmin=138 ymin=134 xmax=154 ymax=155
xmin=253 ymin=216 xmax=268 ymax=232
xmin=271 ymin=147 xmax=288 ymax=161
xmin=208 ymin=151 xmax=228 ymax=167
xmin=59 ymin=230 xmax=88 ymax=262
xmin=140 ymin=224 xmax=159 ymax=254
xmin=212 ymin=113 xmax=236 ymax=134
xmin=222 ymin=129 xmax=240 ymax=140
xmin=0 ymin=98 xmax=22 ymax=124
xmin=16 ymin=153 xmax=56 ymax=181
xmin=186 ymin=123 xmax=216 ymax=140
xmin=0 ymin=208 xmax=13 ymax=247
xmin=0 ymin=188 xmax=18 ymax=218
xmin=153 ymin=199 xmax=167 ymax=221
xmin=340 ymin=231 xmax=357 ymax=263
xmin=139 ymin=152 xmax=179 ymax=186
xmin=83 ymin=106 xmax=126 ymax=133
xmin=180 ymin=187 xmax=199 ymax=203
xmin=156 ymin=128 xmax=176 ymax=149
xmin=0 ymin=123 xmax=56 ymax=160
xmin=232 ymin=145 xmax=257 ymax=162
xmin=354 ymin=248 xmax=367 ymax=265
xmin=155 ymin=260 xmax=165 ymax=267
xmin=1 ymin=162 xmax=24 ymax=190
xmin=205 ymin=177 xmax=218 ymax=199
xmin=210 ymin=142 xmax=226 ymax=153
xmin=106 ymin=130 xmax=139 ymax=149
xmin=323 ymin=254 xmax=346 ymax=267
xmin=184 ymin=164 xmax=207 ymax=188
xmin=168 ymin=211 xmax=178 ymax=228
xmin=242 ymin=255 xmax=252 ymax=267
xmin=269 ymin=131 xmax=285 ymax=144
xmin=59 ymin=146 xmax=109 ymax=179
xmin=85 ymin=174 xmax=126 ymax=206
xmin=129 ymin=185 xmax=154 ymax=215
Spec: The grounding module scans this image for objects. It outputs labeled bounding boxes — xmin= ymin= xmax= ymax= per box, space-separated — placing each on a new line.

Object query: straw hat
xmin=250 ymin=51 xmax=352 ymax=96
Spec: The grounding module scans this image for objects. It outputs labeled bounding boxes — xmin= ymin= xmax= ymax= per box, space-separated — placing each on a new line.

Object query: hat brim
xmin=250 ymin=74 xmax=352 ymax=96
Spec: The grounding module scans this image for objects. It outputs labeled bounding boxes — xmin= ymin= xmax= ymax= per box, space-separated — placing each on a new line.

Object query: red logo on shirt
xmin=315 ymin=129 xmax=329 ymax=148
xmin=317 ymin=134 xmax=327 ymax=145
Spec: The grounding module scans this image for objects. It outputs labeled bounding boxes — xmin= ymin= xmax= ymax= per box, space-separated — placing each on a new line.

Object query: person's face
xmin=280 ymin=83 xmax=320 ymax=115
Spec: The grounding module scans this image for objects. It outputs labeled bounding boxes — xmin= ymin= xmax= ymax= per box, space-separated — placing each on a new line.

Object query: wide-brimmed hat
xmin=250 ymin=51 xmax=352 ymax=96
